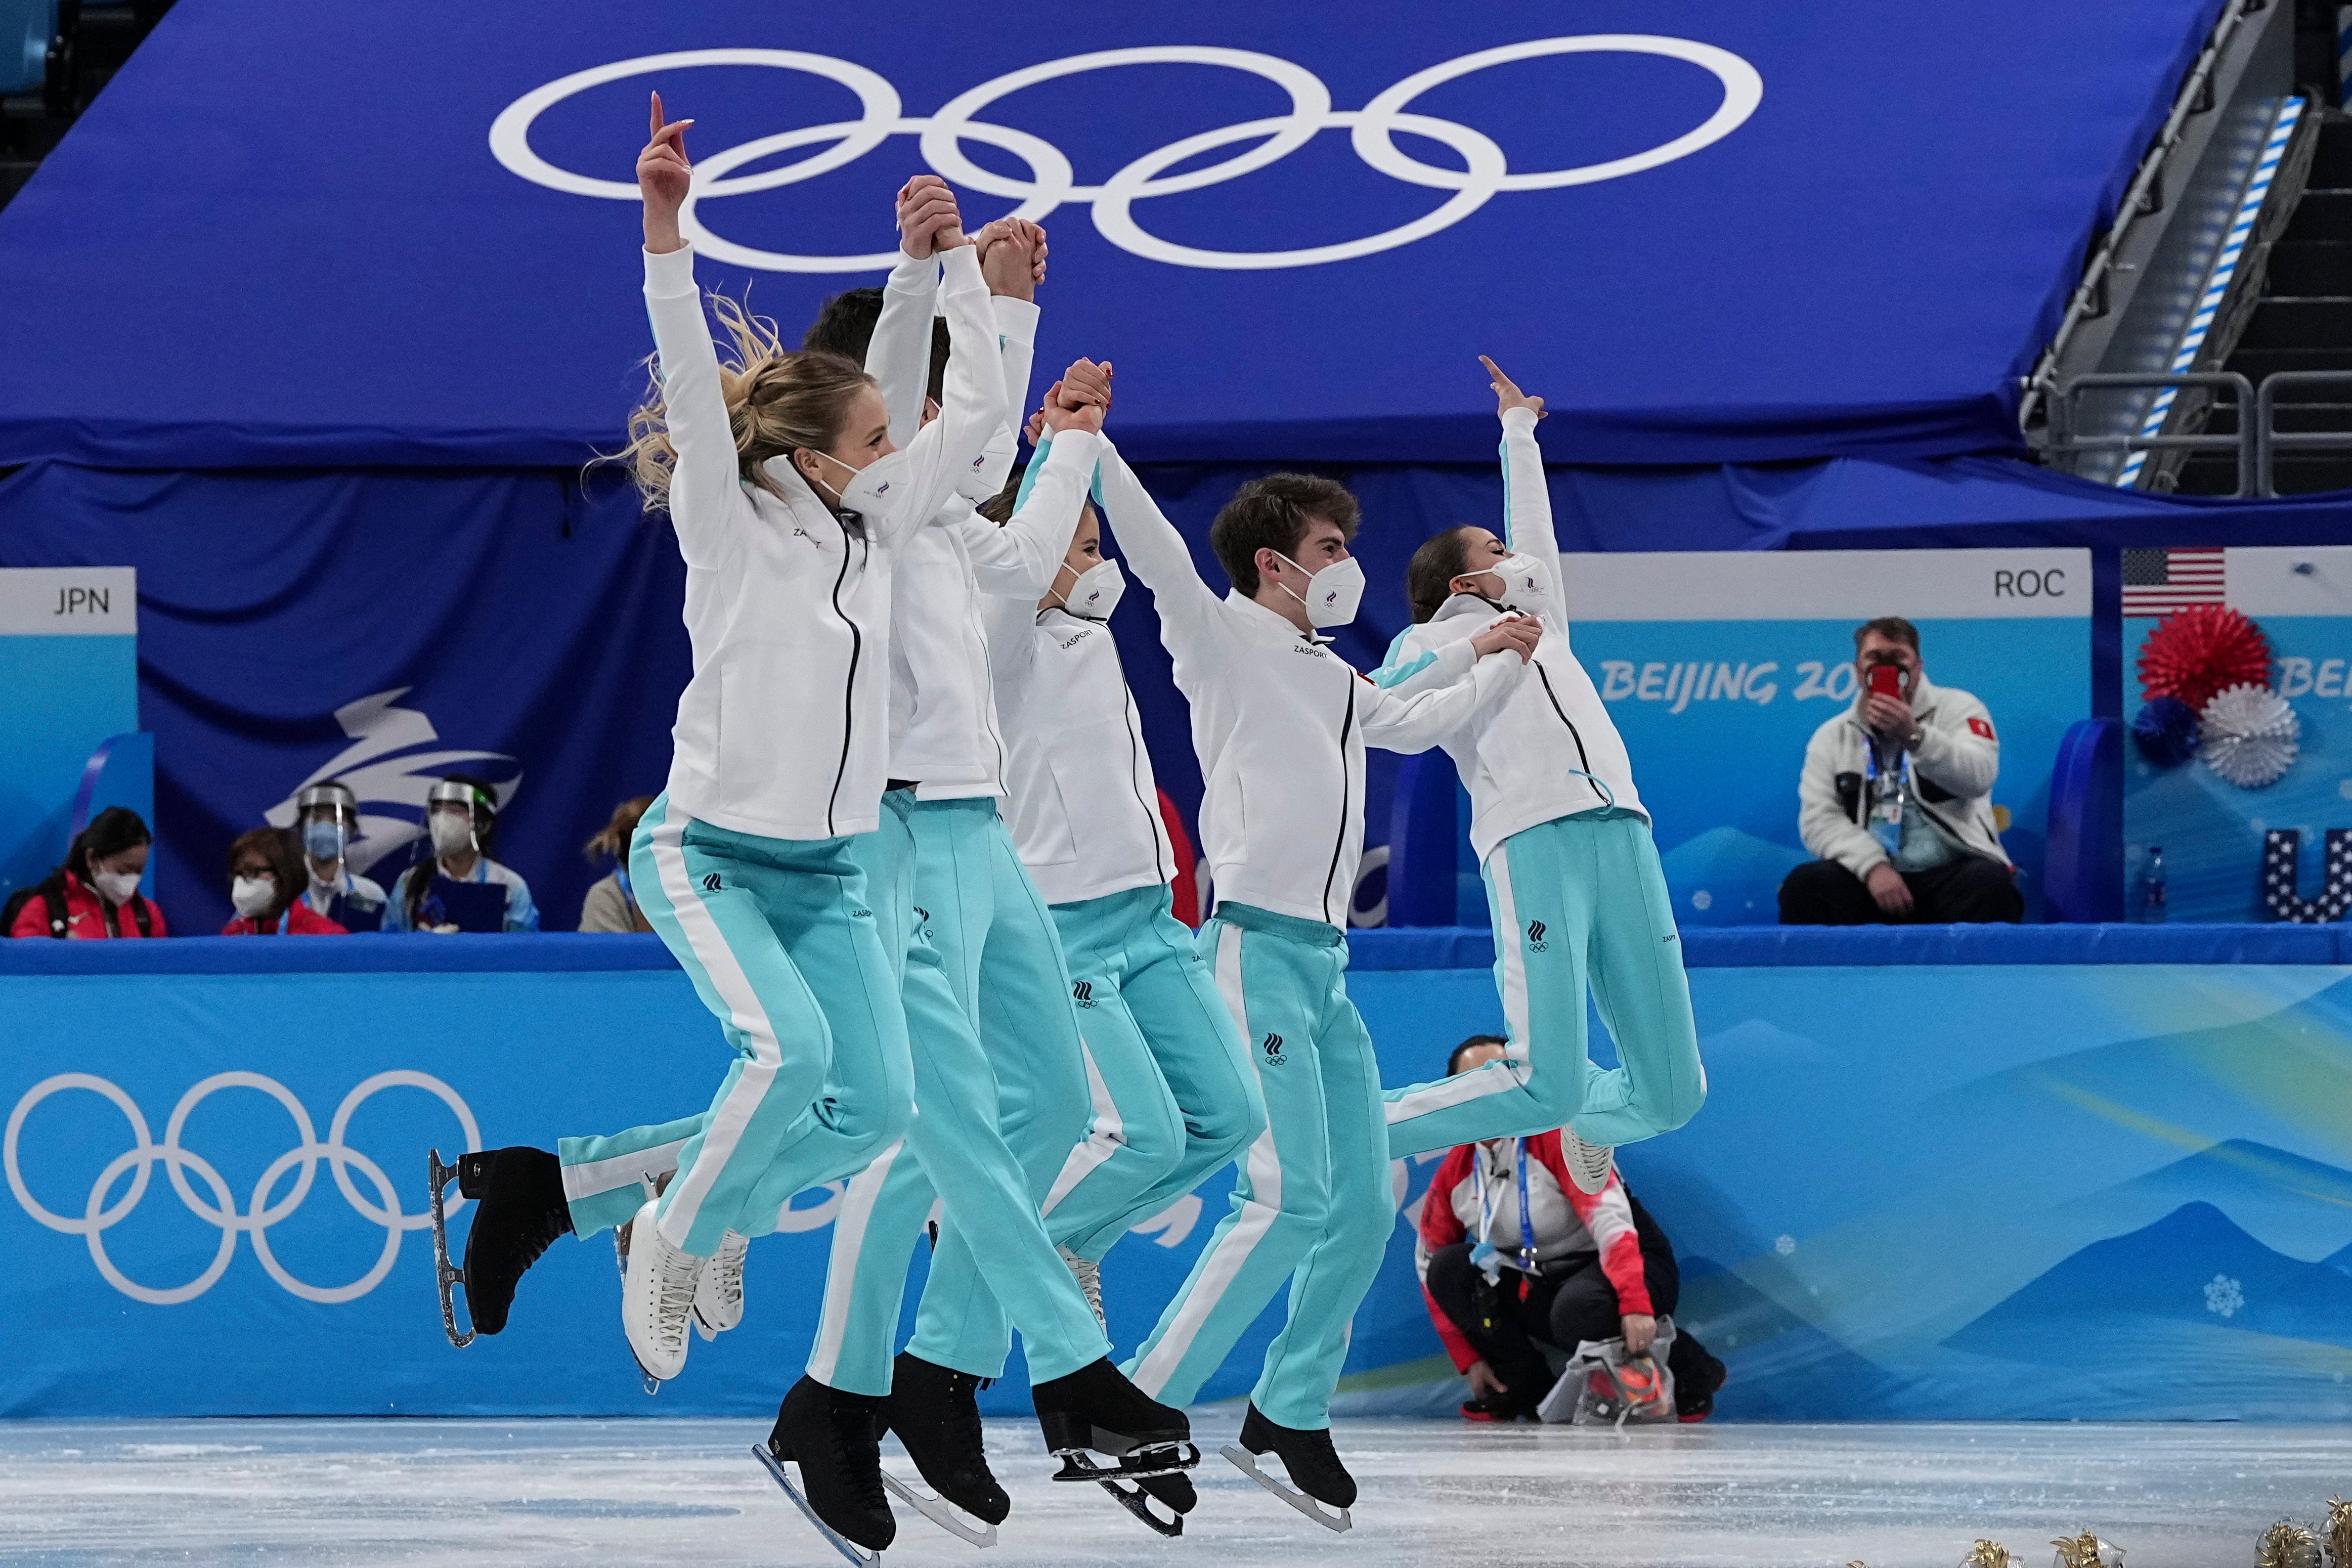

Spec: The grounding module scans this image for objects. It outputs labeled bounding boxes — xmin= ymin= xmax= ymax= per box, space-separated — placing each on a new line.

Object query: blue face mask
xmin=303 ymin=820 xmax=347 ymax=861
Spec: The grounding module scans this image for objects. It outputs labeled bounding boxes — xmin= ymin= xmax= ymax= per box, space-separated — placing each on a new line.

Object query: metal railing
xmin=2048 ymin=372 xmax=2257 ymax=496
xmin=2018 ymin=0 xmax=2268 ymax=433
xmin=2254 ymin=370 xmax=2352 ymax=496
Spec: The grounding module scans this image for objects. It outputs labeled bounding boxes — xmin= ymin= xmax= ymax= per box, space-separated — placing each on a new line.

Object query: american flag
xmin=2121 ymin=547 xmax=2225 ymax=617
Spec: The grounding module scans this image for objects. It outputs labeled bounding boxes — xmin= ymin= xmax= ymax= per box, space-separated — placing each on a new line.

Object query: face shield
xmin=295 ymin=782 xmax=360 ymax=864
xmin=425 ymin=780 xmax=494 ymax=859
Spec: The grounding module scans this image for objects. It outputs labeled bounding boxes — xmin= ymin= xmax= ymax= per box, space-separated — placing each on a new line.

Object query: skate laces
xmin=645 ymin=1235 xmax=705 ymax=1356
xmin=1060 ymin=1246 xmax=1105 ymax=1330
xmin=1561 ymin=1127 xmax=1615 ymax=1193
xmin=706 ymin=1229 xmax=748 ymax=1314
xmin=828 ymin=1397 xmax=889 ymax=1511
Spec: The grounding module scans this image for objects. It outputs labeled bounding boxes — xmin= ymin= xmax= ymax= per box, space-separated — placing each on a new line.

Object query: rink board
xmin=3 ymin=928 xmax=2350 ymax=1421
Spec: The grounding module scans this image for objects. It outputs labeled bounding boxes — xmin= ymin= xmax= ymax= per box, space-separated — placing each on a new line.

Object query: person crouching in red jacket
xmin=1415 ymin=1034 xmax=1726 ymax=1422
xmin=7 ymin=807 xmax=168 ymax=939
xmin=221 ymin=827 xmax=346 ymax=936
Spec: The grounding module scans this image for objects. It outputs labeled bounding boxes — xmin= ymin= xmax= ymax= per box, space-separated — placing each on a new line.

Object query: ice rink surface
xmin=5 ymin=1415 xmax=2350 ymax=1568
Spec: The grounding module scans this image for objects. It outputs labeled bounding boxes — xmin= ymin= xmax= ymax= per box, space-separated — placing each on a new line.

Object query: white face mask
xmin=231 ymin=876 xmax=278 ymax=918
xmin=428 ymin=812 xmax=476 ymax=857
xmin=1275 ymin=551 xmax=1366 ymax=629
xmin=1486 ymin=552 xmax=1555 ymax=609
xmin=807 ymin=447 xmax=912 ymax=526
xmin=1056 ymin=558 xmax=1125 ymax=620
xmin=91 ymin=868 xmax=141 ymax=906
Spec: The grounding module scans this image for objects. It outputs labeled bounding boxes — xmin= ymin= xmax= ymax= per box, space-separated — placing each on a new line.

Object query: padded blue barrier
xmin=2042 ymin=717 xmax=2124 ymax=924
xmin=5 ymin=930 xmax=2350 ymax=1422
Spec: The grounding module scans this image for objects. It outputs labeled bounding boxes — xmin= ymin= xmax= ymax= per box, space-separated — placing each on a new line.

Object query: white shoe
xmin=1561 ymin=1127 xmax=1616 ymax=1195
xmin=1060 ymin=1245 xmax=1106 ymax=1332
xmin=621 ymin=1198 xmax=705 ymax=1381
xmin=693 ymin=1228 xmax=748 ymax=1341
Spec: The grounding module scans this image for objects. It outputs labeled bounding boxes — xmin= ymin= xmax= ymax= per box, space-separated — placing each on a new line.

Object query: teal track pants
xmin=552 ymin=793 xmax=914 ymax=1255
xmin=1382 ymin=808 xmax=1707 ymax=1159
xmin=1039 ymin=884 xmax=1262 ymax=1264
xmin=806 ymin=794 xmax=1109 ymax=1395
xmin=1122 ymin=902 xmax=1389 ymax=1430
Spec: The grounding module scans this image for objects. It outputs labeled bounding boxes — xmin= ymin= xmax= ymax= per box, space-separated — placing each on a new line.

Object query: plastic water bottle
xmin=2141 ymin=846 xmax=2167 ymax=924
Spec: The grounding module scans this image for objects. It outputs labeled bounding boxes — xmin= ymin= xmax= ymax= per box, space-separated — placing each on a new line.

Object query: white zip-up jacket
xmin=1375 ymin=407 xmax=1645 ymax=861
xmin=867 ymin=250 xmax=1047 ymax=798
xmin=645 ymin=241 xmax=1002 ymax=841
xmin=1103 ymin=446 xmax=1528 ymax=929
xmin=1798 ymin=674 xmax=2009 ymax=879
xmin=980 ymin=441 xmax=1173 ymax=905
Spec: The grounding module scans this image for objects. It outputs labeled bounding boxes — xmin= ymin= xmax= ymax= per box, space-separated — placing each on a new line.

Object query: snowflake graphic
xmin=2203 ymin=1273 xmax=2244 ymax=1318
xmin=1774 ymin=1234 xmax=1797 ymax=1257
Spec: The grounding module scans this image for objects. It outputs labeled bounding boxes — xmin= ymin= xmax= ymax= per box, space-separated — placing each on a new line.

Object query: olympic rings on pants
xmin=5 ymin=1071 xmax=480 ymax=1305
xmin=488 ymin=38 xmax=1763 ymax=273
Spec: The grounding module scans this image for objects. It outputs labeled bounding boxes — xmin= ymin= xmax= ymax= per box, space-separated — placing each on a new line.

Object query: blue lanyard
xmin=1860 ymin=732 xmax=1910 ymax=796
xmin=275 ymin=907 xmax=289 ymax=935
xmin=1476 ymin=1139 xmax=1541 ymax=1275
xmin=615 ymin=866 xmax=635 ymax=911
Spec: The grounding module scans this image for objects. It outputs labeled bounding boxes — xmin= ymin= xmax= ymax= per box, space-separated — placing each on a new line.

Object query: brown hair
xmin=618 ymin=291 xmax=877 ymax=510
xmin=1853 ymin=616 xmax=1921 ymax=654
xmin=227 ymin=825 xmax=306 ymax=923
xmin=584 ymin=795 xmax=655 ymax=864
xmin=1405 ymin=527 xmax=1483 ymax=624
xmin=1209 ymin=474 xmax=1361 ymax=596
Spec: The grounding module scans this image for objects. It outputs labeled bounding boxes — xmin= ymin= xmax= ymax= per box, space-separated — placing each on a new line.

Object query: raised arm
xmin=1483 ymin=356 xmax=1559 ymax=590
xmin=864 ymin=179 xmax=952 ymax=448
xmin=635 ymin=95 xmax=741 ymax=568
xmin=1093 ymin=443 xmax=1224 ymax=642
xmin=958 ymin=373 xmax=1105 ymax=597
xmin=976 ymin=217 xmax=1046 ymax=498
xmin=877 ymin=237 xmax=1007 ymax=548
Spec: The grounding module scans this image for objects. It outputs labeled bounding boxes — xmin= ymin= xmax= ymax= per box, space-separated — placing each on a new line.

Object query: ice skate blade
xmin=425 ymin=1149 xmax=474 ymax=1349
xmin=1220 ymin=1444 xmax=1352 ymax=1534
xmin=879 ymin=1469 xmax=997 ymax=1548
xmin=1050 ymin=1456 xmax=1184 ymax=1537
xmin=1046 ymin=1442 xmax=1197 ymax=1480
xmin=692 ymin=1309 xmax=716 ymax=1344
xmin=752 ymin=1444 xmax=884 ymax=1567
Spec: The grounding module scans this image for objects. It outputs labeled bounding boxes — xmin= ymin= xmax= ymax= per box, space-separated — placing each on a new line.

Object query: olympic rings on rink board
xmin=487 ymin=38 xmax=1763 ymax=274
xmin=5 ymin=1071 xmax=480 ymax=1305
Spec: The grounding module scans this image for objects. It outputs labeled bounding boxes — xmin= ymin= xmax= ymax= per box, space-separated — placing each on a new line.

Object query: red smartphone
xmin=1867 ymin=664 xmax=1903 ymax=700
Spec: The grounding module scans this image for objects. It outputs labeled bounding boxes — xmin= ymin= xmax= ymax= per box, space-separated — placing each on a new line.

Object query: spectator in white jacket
xmin=1778 ymin=617 xmax=2022 ymax=925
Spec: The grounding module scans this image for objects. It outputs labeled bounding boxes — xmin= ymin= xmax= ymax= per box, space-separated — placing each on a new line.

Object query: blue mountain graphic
xmin=1946 ymin=1202 xmax=2352 ymax=1355
xmin=2063 ymin=1138 xmax=2352 ymax=1264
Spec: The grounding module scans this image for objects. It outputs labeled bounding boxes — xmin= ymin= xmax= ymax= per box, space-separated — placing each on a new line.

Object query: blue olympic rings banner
xmin=0 ymin=0 xmax=2226 ymax=468
xmin=6 ymin=932 xmax=2351 ymax=1423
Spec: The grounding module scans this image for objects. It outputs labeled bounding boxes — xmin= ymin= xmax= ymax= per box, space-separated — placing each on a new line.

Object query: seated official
xmin=1416 ymin=1036 xmax=1726 ymax=1422
xmin=384 ymin=775 xmax=539 ymax=934
xmin=292 ymin=779 xmax=386 ymax=932
xmin=7 ymin=806 xmax=167 ymax=939
xmin=223 ymin=826 xmax=346 ymax=935
xmin=576 ymin=795 xmax=653 ymax=933
xmin=1779 ymin=616 xmax=2022 ymax=926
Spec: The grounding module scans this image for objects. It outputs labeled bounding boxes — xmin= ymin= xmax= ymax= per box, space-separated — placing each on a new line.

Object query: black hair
xmin=1406 ymin=527 xmax=1484 ymax=624
xmin=27 ymin=805 xmax=152 ymax=909
xmin=803 ymin=288 xmax=949 ymax=405
xmin=406 ymin=774 xmax=501 ymax=929
xmin=1208 ymin=474 xmax=1362 ymax=596
xmin=977 ymin=466 xmax=1024 ymax=526
xmin=1447 ymin=1033 xmax=1508 ymax=1076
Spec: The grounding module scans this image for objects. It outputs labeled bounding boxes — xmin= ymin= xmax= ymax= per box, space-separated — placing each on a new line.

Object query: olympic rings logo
xmin=490 ymin=38 xmax=1762 ymax=274
xmin=5 ymin=1071 xmax=478 ymax=1306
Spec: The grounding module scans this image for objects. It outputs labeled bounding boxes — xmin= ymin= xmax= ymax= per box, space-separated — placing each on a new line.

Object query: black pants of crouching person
xmin=1777 ymin=854 xmax=2023 ymax=926
xmin=1424 ymin=1239 xmax=1720 ymax=1418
